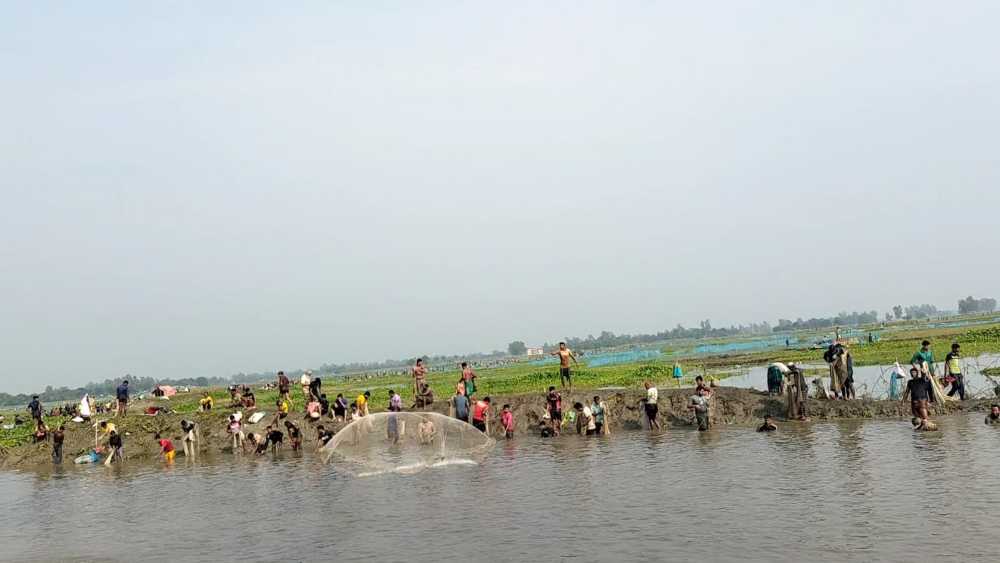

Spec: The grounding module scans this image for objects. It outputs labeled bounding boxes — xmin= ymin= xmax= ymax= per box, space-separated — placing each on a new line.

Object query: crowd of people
xmin=17 ymin=338 xmax=992 ymax=467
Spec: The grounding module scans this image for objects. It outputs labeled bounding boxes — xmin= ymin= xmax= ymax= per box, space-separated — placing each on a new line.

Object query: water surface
xmin=3 ymin=412 xmax=1000 ymax=562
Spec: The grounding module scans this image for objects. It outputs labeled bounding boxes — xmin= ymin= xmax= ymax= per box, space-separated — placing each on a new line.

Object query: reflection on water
xmin=4 ymin=412 xmax=1000 ymax=562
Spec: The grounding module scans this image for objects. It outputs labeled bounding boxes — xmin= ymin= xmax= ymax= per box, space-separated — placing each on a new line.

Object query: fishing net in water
xmin=320 ymin=412 xmax=494 ymax=476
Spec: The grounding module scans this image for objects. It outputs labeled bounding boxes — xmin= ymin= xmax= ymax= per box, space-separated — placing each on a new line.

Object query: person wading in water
xmin=986 ymin=404 xmax=1000 ymax=425
xmin=901 ymin=366 xmax=935 ymax=429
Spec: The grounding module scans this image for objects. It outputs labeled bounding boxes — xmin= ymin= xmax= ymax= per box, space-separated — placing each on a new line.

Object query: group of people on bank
xmin=767 ymin=339 xmax=975 ymax=432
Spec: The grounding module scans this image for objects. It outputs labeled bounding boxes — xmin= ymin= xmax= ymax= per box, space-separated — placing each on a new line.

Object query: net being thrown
xmin=320 ymin=412 xmax=495 ymax=476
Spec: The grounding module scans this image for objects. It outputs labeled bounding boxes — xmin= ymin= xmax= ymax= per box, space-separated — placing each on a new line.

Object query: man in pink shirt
xmin=501 ymin=404 xmax=514 ymax=439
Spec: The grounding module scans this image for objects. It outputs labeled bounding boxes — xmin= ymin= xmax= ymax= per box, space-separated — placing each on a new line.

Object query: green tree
xmin=507 ymin=341 xmax=527 ymax=356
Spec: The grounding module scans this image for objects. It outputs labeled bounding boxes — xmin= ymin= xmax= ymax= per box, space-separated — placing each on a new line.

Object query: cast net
xmin=320 ymin=412 xmax=494 ymax=476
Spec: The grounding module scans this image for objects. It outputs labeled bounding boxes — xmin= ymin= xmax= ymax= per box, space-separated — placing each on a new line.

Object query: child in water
xmin=284 ymin=420 xmax=302 ymax=452
xmin=538 ymin=419 xmax=555 ymax=438
xmin=501 ymin=405 xmax=514 ymax=439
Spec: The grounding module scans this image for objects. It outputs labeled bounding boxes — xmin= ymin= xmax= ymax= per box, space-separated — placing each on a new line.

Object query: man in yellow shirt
xmin=199 ymin=393 xmax=214 ymax=412
xmin=95 ymin=420 xmax=117 ymax=449
xmin=945 ymin=343 xmax=966 ymax=400
xmin=356 ymin=391 xmax=370 ymax=417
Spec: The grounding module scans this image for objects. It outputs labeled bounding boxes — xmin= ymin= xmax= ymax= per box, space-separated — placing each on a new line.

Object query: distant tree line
xmin=958 ymin=296 xmax=997 ymax=315
xmin=541 ymin=321 xmax=775 ymax=352
xmin=773 ymin=311 xmax=879 ymax=332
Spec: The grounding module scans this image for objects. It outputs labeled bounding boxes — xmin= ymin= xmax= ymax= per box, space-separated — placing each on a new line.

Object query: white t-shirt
xmin=646 ymin=387 xmax=658 ymax=404
xmin=582 ymin=406 xmax=596 ymax=430
xmin=300 ymin=374 xmax=311 ymax=386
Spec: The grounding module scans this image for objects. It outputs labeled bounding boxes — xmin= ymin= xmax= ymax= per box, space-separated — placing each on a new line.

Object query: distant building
xmin=526 ymin=346 xmax=545 ymax=358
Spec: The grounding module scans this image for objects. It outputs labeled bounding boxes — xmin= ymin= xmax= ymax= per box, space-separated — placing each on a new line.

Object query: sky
xmin=2 ymin=2 xmax=998 ymax=393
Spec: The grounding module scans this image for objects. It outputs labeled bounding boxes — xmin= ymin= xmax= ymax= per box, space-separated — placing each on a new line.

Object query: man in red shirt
xmin=155 ymin=433 xmax=176 ymax=463
xmin=471 ymin=397 xmax=491 ymax=433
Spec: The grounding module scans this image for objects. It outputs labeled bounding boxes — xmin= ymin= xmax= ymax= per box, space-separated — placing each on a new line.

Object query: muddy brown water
xmin=3 ymin=412 xmax=1000 ymax=562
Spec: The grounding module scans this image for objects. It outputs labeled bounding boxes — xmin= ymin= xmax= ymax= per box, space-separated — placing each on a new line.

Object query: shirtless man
xmin=551 ymin=342 xmax=578 ymax=389
xmin=418 ymin=418 xmax=436 ymax=444
xmin=412 ymin=359 xmax=428 ymax=401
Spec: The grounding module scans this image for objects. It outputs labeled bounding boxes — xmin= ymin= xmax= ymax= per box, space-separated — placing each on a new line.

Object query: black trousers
xmin=947 ymin=376 xmax=966 ymax=400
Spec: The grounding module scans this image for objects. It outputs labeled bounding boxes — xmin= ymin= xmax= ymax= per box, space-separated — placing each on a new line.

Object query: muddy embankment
xmin=1 ymin=388 xmax=993 ymax=468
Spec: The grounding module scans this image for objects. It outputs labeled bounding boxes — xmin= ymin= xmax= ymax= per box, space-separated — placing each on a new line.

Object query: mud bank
xmin=1 ymin=388 xmax=993 ymax=469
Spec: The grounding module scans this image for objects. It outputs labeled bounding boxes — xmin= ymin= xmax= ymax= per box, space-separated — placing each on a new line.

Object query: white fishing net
xmin=320 ymin=412 xmax=495 ymax=476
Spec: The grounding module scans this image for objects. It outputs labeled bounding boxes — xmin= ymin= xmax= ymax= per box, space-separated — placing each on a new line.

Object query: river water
xmin=3 ymin=411 xmax=1000 ymax=562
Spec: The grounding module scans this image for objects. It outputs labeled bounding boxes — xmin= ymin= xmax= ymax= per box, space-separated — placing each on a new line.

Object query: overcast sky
xmin=2 ymin=2 xmax=998 ymax=393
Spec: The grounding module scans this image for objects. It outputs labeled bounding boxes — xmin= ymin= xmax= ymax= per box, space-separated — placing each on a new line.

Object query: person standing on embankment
xmin=785 ymin=364 xmax=810 ymax=421
xmin=841 ymin=345 xmax=855 ymax=400
xmin=459 ymin=362 xmax=477 ymax=401
xmin=277 ymin=371 xmax=291 ymax=405
xmin=551 ymin=342 xmax=578 ymax=389
xmin=412 ymin=358 xmax=428 ymax=401
xmin=27 ymin=395 xmax=43 ymax=432
xmin=944 ymin=343 xmax=966 ymax=400
xmin=115 ymin=380 xmax=129 ymax=417
xmin=911 ymin=340 xmax=936 ymax=377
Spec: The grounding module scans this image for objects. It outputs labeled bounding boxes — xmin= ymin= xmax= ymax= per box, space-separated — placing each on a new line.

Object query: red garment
xmin=473 ymin=401 xmax=489 ymax=421
xmin=159 ymin=439 xmax=174 ymax=453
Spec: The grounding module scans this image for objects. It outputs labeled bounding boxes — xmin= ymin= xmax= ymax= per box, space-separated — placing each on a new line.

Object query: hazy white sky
xmin=2 ymin=2 xmax=998 ymax=393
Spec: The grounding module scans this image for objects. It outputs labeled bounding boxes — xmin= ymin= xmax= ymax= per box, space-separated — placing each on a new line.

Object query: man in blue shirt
xmin=116 ymin=380 xmax=130 ymax=417
xmin=452 ymin=389 xmax=470 ymax=423
xmin=27 ymin=395 xmax=43 ymax=431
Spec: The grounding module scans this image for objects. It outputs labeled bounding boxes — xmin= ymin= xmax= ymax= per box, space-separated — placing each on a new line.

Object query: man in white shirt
xmin=643 ymin=381 xmax=660 ymax=430
xmin=581 ymin=404 xmax=597 ymax=436
xmin=300 ymin=371 xmax=312 ymax=405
